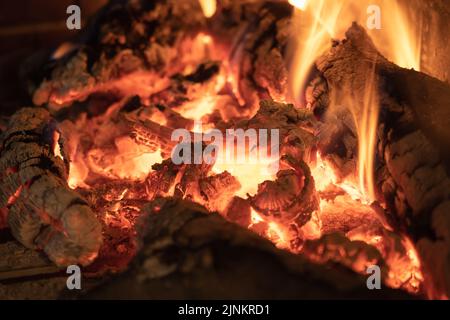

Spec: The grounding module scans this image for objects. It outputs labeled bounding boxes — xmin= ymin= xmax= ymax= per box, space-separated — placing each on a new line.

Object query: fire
xmin=356 ymin=68 xmax=379 ymax=202
xmin=54 ymin=0 xmax=426 ymax=296
xmin=107 ymin=136 xmax=163 ymax=180
xmin=329 ymin=65 xmax=380 ymax=203
xmin=385 ymin=237 xmax=424 ymax=292
xmin=68 ymin=159 xmax=89 ymax=189
xmin=250 ymin=208 xmax=290 ymax=249
xmin=213 ymin=152 xmax=278 ymax=197
xmin=289 ymin=0 xmax=421 ymax=87
xmin=312 ymin=153 xmax=368 ymax=203
xmin=288 ymin=0 xmax=308 ymax=11
xmin=288 ymin=0 xmax=342 ymax=105
xmin=371 ymin=0 xmax=421 ymax=70
xmin=176 ymin=93 xmax=221 ymax=123
xmin=198 ymin=0 xmax=217 ymax=18
xmin=52 ymin=130 xmax=64 ymax=160
xmin=288 ymin=0 xmax=421 ymax=202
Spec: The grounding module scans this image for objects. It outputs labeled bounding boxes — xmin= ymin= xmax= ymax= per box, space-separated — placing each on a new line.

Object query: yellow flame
xmin=289 ymin=0 xmax=421 ymax=201
xmin=198 ymin=0 xmax=217 ymax=18
xmin=250 ymin=209 xmax=290 ymax=249
xmin=288 ymin=0 xmax=308 ymax=11
xmin=355 ymin=65 xmax=379 ymax=202
xmin=312 ymin=153 xmax=369 ymax=203
xmin=213 ymin=151 xmax=278 ymax=197
xmin=289 ymin=0 xmax=421 ymax=106
xmin=288 ymin=0 xmax=342 ymax=104
xmin=371 ymin=0 xmax=421 ymax=70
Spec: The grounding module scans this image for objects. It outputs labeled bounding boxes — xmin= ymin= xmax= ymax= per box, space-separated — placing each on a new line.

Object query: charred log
xmin=0 ymin=108 xmax=102 ymax=266
xmin=314 ymin=23 xmax=450 ymax=298
xmin=29 ymin=0 xmax=293 ymax=119
xmin=79 ymin=198 xmax=413 ymax=299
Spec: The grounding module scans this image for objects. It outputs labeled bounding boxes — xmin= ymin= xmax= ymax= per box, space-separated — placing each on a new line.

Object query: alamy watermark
xmin=66 ymin=5 xmax=81 ymax=30
xmin=66 ymin=265 xmax=81 ymax=290
xmin=366 ymin=265 xmax=382 ymax=290
xmin=170 ymin=121 xmax=280 ymax=173
xmin=367 ymin=5 xmax=382 ymax=30
xmin=65 ymin=3 xmax=382 ymax=31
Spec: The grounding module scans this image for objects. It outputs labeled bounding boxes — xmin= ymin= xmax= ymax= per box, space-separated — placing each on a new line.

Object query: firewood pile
xmin=0 ymin=0 xmax=449 ymax=299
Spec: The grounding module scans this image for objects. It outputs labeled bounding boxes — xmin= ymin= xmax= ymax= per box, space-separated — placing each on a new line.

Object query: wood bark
xmin=0 ymin=108 xmax=102 ymax=266
xmin=79 ymin=198 xmax=412 ymax=299
xmin=28 ymin=0 xmax=292 ymax=117
xmin=314 ymin=23 xmax=450 ymax=298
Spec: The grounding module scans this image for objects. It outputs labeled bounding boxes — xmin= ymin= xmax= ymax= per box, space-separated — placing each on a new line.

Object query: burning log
xmin=313 ymin=23 xmax=450 ymax=298
xmin=223 ymin=100 xmax=317 ymax=159
xmin=31 ymin=0 xmax=208 ymax=111
xmin=0 ymin=108 xmax=102 ymax=266
xmin=81 ymin=198 xmax=412 ymax=299
xmin=249 ymin=154 xmax=319 ymax=249
xmin=28 ymin=0 xmax=293 ymax=119
xmin=302 ymin=233 xmax=385 ymax=275
xmin=215 ymin=1 xmax=293 ymax=109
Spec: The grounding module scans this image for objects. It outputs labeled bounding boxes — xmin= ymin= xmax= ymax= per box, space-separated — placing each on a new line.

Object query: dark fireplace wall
xmin=0 ymin=0 xmax=107 ymax=114
xmin=412 ymin=0 xmax=450 ymax=84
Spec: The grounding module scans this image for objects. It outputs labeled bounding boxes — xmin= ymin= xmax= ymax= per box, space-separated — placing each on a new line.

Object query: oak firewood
xmin=314 ymin=23 xmax=450 ymax=298
xmin=0 ymin=108 xmax=102 ymax=266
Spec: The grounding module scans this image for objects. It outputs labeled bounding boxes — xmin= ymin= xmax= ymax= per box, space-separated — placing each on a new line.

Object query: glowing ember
xmin=385 ymin=237 xmax=424 ymax=292
xmin=109 ymin=136 xmax=163 ymax=180
xmin=288 ymin=0 xmax=308 ymax=11
xmin=312 ymin=154 xmax=367 ymax=202
xmin=51 ymin=42 xmax=76 ymax=60
xmin=198 ymin=0 xmax=217 ymax=18
xmin=213 ymin=153 xmax=278 ymax=197
xmin=49 ymin=0 xmax=427 ymax=296
xmin=52 ymin=130 xmax=64 ymax=160
xmin=250 ymin=208 xmax=290 ymax=249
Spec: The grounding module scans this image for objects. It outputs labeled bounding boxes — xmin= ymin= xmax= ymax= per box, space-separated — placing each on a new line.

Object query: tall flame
xmin=372 ymin=0 xmax=421 ymax=70
xmin=289 ymin=0 xmax=421 ymax=200
xmin=288 ymin=0 xmax=342 ymax=105
xmin=354 ymin=65 xmax=379 ymax=202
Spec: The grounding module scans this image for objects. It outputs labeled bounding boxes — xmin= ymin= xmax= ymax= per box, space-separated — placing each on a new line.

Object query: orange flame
xmin=288 ymin=0 xmax=342 ymax=105
xmin=289 ymin=0 xmax=421 ymax=105
xmin=288 ymin=0 xmax=421 ymax=81
xmin=288 ymin=0 xmax=421 ymax=201
xmin=352 ymin=65 xmax=379 ymax=203
xmin=250 ymin=208 xmax=290 ymax=249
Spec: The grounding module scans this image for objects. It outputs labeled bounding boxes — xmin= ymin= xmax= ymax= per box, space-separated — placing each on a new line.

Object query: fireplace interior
xmin=0 ymin=0 xmax=449 ymax=300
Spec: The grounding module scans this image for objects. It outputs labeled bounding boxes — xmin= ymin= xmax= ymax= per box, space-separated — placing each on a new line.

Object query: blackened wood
xmin=315 ymin=23 xmax=450 ymax=298
xmin=80 ymin=198 xmax=413 ymax=299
